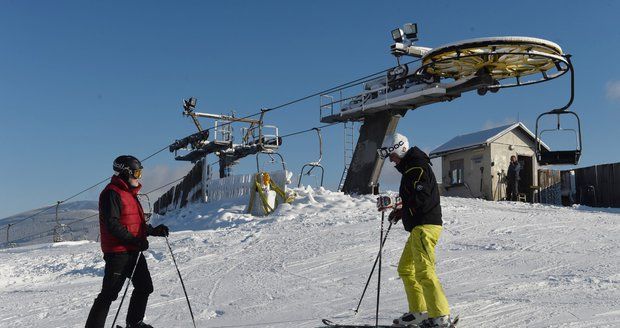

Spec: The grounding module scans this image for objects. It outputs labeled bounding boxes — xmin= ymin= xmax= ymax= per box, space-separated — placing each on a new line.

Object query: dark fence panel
xmin=597 ymin=165 xmax=614 ymax=207
xmin=154 ymin=160 xmax=204 ymax=215
xmin=568 ymin=162 xmax=620 ymax=208
xmin=538 ymin=169 xmax=561 ymax=205
xmin=614 ymin=163 xmax=620 ymax=207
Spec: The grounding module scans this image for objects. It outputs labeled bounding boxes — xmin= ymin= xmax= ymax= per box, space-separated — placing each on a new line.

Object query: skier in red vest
xmin=86 ymin=155 xmax=169 ymax=328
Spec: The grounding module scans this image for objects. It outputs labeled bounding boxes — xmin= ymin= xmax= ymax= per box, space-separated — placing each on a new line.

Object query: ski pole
xmin=165 ymin=236 xmax=197 ymax=328
xmin=376 ymin=211 xmax=384 ymax=327
xmin=354 ymin=216 xmax=393 ymax=314
xmin=111 ymin=251 xmax=142 ymax=328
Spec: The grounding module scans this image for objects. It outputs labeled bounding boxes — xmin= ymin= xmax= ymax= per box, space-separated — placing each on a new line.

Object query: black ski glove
xmin=131 ymin=238 xmax=149 ymax=251
xmin=150 ymin=224 xmax=169 ymax=237
xmin=388 ymin=208 xmax=403 ymax=224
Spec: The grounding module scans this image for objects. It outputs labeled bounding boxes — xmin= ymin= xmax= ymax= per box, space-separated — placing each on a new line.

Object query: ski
xmin=320 ymin=319 xmax=395 ymax=327
xmin=320 ymin=315 xmax=459 ymax=328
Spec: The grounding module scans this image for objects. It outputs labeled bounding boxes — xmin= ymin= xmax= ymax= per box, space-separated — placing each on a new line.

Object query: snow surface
xmin=1 ymin=188 xmax=619 ymax=327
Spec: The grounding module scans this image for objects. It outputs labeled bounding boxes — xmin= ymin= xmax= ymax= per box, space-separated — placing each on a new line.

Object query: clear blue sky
xmin=1 ymin=0 xmax=619 ymax=218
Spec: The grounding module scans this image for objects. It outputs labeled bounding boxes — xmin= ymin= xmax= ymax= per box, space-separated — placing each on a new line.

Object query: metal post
xmin=6 ymin=223 xmax=11 ymax=246
xmin=54 ymin=201 xmax=62 ymax=243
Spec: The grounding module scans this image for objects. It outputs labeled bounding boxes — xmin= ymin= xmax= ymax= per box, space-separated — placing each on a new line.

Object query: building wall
xmin=489 ymin=129 xmax=540 ymax=201
xmin=440 ymin=128 xmax=541 ymax=201
xmin=440 ymin=147 xmax=492 ymax=199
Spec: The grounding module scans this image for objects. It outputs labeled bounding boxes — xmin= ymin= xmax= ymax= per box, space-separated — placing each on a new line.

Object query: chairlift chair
xmin=535 ymin=110 xmax=582 ymax=165
xmin=138 ymin=194 xmax=153 ymax=222
xmin=256 ymin=151 xmax=286 ymax=173
xmin=297 ymin=128 xmax=325 ymax=187
xmin=534 ymin=56 xmax=582 ymax=166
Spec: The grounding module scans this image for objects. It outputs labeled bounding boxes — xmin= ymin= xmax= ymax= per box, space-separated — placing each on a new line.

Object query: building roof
xmin=429 ymin=122 xmax=549 ymax=158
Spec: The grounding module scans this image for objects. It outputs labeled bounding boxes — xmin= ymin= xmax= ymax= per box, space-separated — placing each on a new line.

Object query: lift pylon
xmin=322 ymin=23 xmax=577 ymax=194
xmin=171 ymin=98 xmax=284 ymax=178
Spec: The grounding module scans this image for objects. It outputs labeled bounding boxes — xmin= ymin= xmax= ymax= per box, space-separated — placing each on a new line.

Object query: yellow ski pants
xmin=397 ymin=225 xmax=450 ymax=317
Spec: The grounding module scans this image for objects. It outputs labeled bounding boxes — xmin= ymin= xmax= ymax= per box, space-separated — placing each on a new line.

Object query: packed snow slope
xmin=1 ymin=188 xmax=619 ymax=328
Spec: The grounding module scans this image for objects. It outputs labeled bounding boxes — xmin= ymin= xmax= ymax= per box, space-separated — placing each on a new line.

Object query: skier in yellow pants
xmin=376 ymin=133 xmax=451 ymax=328
xmin=398 ymin=226 xmax=450 ymax=322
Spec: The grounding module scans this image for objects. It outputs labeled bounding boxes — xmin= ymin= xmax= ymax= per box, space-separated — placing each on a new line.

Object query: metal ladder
xmin=338 ymin=121 xmax=356 ymax=191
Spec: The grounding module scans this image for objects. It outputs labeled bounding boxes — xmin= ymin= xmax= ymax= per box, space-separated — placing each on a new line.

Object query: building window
xmin=449 ymin=159 xmax=464 ymax=185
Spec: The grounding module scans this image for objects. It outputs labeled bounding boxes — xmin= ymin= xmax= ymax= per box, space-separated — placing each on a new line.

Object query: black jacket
xmin=396 ymin=147 xmax=442 ymax=231
xmin=507 ymin=161 xmax=521 ymax=182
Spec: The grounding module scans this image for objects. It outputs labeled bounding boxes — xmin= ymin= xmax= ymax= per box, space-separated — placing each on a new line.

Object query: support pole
xmin=342 ymin=112 xmax=400 ymax=195
xmin=6 ymin=224 xmax=12 ymax=246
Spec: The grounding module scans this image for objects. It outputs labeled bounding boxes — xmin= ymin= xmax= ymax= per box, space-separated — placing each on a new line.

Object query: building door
xmin=518 ymin=155 xmax=533 ymax=202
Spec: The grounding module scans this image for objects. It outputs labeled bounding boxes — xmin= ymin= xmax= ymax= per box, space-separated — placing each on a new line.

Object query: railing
xmin=242 ymin=125 xmax=281 ymax=150
xmin=320 ymin=76 xmax=390 ymax=121
xmin=214 ymin=120 xmax=234 ymax=143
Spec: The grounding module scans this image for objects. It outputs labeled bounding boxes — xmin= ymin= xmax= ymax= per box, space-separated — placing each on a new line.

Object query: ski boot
xmin=392 ymin=312 xmax=428 ymax=326
xmin=123 ymin=321 xmax=154 ymax=328
xmin=419 ymin=315 xmax=455 ymax=328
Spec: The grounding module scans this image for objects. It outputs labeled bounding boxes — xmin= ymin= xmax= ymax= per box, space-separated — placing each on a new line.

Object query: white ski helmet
xmin=378 ymin=133 xmax=409 ymax=159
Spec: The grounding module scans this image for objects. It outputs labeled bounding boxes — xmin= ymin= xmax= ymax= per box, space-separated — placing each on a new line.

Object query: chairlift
xmin=535 ymin=110 xmax=582 ymax=165
xmin=297 ymin=128 xmax=325 ymax=187
xmin=256 ymin=151 xmax=286 ymax=173
xmin=535 ymin=56 xmax=582 ymax=165
xmin=138 ymin=194 xmax=153 ymax=222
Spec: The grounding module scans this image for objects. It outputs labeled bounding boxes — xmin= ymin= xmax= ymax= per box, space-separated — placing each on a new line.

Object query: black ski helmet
xmin=113 ymin=155 xmax=143 ymax=179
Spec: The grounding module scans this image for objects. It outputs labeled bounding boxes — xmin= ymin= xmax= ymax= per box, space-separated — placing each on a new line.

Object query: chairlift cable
xmin=141 ymin=176 xmax=187 ymax=195
xmin=280 ymin=122 xmax=339 ymax=139
xmin=5 ymin=173 xmax=204 ymax=244
xmin=0 ymin=205 xmax=57 ymax=232
xmin=176 ymin=59 xmax=422 ymax=136
xmin=264 ymin=59 xmax=421 ymax=112
xmin=1 ymin=145 xmax=175 ymax=231
xmin=2 ymin=60 xmax=419 ymax=231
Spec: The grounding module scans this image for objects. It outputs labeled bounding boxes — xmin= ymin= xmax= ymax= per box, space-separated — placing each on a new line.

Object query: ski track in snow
xmin=1 ymin=187 xmax=619 ymax=327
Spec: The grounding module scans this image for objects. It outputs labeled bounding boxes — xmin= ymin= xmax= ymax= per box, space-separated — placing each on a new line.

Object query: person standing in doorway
xmin=506 ymin=155 xmax=521 ymax=201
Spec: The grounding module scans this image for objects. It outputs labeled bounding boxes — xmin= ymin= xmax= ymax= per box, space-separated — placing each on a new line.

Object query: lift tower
xmin=321 ymin=23 xmax=574 ymax=194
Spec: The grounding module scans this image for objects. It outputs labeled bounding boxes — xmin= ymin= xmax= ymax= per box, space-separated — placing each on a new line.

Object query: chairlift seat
xmin=537 ymin=150 xmax=581 ymax=166
xmin=259 ymin=136 xmax=282 ymax=149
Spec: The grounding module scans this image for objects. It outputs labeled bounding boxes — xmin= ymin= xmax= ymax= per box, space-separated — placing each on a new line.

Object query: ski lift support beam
xmin=321 ymin=28 xmax=574 ymax=194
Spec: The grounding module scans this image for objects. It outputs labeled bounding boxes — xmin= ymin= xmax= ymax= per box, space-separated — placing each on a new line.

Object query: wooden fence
xmin=538 ymin=162 xmax=620 ymax=208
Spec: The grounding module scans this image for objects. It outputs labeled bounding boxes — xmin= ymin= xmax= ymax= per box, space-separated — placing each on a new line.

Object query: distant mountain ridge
xmin=1 ymin=200 xmax=99 ymax=247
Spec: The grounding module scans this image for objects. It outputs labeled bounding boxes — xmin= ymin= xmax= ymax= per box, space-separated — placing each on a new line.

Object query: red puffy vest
xmin=99 ymin=176 xmax=147 ymax=253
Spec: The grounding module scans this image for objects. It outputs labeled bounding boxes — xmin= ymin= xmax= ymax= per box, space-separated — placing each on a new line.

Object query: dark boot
xmin=126 ymin=321 xmax=154 ymax=328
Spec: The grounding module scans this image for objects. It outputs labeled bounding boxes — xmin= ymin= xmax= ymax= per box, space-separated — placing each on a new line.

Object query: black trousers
xmin=506 ymin=180 xmax=519 ymax=201
xmin=85 ymin=252 xmax=153 ymax=328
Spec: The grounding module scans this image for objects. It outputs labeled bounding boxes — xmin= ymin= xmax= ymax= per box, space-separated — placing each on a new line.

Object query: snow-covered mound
xmin=1 ymin=188 xmax=619 ymax=327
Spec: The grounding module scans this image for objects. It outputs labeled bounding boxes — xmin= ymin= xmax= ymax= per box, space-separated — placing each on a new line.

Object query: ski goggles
xmin=377 ymin=141 xmax=405 ymax=159
xmin=131 ymin=168 xmax=143 ymax=179
xmin=377 ymin=147 xmax=391 ymax=160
